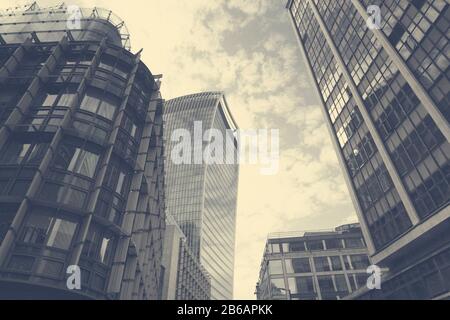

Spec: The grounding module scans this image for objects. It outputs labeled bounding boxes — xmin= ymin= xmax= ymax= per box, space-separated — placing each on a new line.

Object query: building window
xmin=325 ymin=238 xmax=343 ymax=249
xmin=122 ymin=113 xmax=140 ymax=140
xmin=268 ymin=260 xmax=283 ymax=275
xmin=0 ymin=209 xmax=15 ymax=245
xmin=270 ymin=278 xmax=286 ymax=298
xmin=7 ymin=255 xmax=34 ymax=272
xmin=349 ymin=273 xmax=368 ymax=290
xmin=318 ymin=275 xmax=335 ymax=293
xmin=115 ymin=171 xmax=126 ymax=194
xmin=307 ymin=240 xmax=324 ymax=251
xmin=314 ymin=256 xmax=331 ymax=272
xmin=80 ymin=88 xmax=119 ymax=120
xmin=40 ymin=92 xmax=58 ymax=107
xmin=344 ymin=237 xmax=365 ymax=248
xmin=288 ymin=241 xmax=306 ymax=252
xmin=330 ymin=256 xmax=343 ymax=271
xmin=271 ymin=243 xmax=280 ymax=254
xmin=285 ymin=258 xmax=311 ymax=273
xmin=36 ymin=259 xmax=64 ymax=277
xmin=21 ymin=213 xmax=77 ymax=250
xmin=27 ymin=144 xmax=49 ymax=164
xmin=288 ymin=276 xmax=315 ymax=294
xmin=54 ymin=144 xmax=100 ymax=178
xmin=287 ymin=277 xmax=298 ymax=294
xmin=0 ymin=142 xmax=30 ymax=164
xmin=82 ymin=224 xmax=115 ymax=265
xmin=0 ymin=141 xmax=49 ymax=165
xmin=58 ymin=93 xmax=76 ymax=107
xmin=350 ymin=254 xmax=371 ymax=269
xmin=424 ymin=271 xmax=445 ymax=297
xmin=46 ymin=218 xmax=77 ymax=250
xmin=334 ymin=274 xmax=349 ymax=294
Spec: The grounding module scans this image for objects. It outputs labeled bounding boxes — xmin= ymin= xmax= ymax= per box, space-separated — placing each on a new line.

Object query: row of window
xmin=268 ymin=254 xmax=371 ymax=276
xmin=11 ymin=209 xmax=116 ymax=265
xmin=267 ymin=236 xmax=365 ymax=254
xmin=269 ymin=272 xmax=367 ymax=300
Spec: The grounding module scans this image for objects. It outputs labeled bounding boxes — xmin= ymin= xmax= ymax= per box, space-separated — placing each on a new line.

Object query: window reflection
xmin=54 ymin=144 xmax=100 ymax=178
xmin=268 ymin=260 xmax=283 ymax=275
xmin=21 ymin=212 xmax=77 ymax=250
xmin=285 ymin=258 xmax=311 ymax=273
xmin=80 ymin=88 xmax=119 ymax=120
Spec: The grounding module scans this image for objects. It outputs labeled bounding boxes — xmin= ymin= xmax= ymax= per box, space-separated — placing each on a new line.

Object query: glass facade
xmin=256 ymin=224 xmax=372 ymax=300
xmin=164 ymin=92 xmax=239 ymax=300
xmin=0 ymin=2 xmax=129 ymax=49
xmin=352 ymin=245 xmax=450 ymax=299
xmin=161 ymin=220 xmax=211 ymax=300
xmin=287 ymin=0 xmax=449 ymax=299
xmin=0 ymin=4 xmax=165 ymax=300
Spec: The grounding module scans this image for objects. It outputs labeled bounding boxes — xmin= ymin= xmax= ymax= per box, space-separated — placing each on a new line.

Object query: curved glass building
xmin=0 ymin=3 xmax=165 ymax=299
xmin=164 ymin=92 xmax=239 ymax=300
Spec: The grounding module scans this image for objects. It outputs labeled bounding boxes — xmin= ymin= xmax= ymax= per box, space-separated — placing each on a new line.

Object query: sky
xmin=2 ymin=0 xmax=359 ymax=299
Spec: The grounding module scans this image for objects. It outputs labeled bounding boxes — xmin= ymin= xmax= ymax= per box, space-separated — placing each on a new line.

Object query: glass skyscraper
xmin=164 ymin=92 xmax=239 ymax=300
xmin=0 ymin=3 xmax=165 ymax=299
xmin=287 ymin=0 xmax=449 ymax=299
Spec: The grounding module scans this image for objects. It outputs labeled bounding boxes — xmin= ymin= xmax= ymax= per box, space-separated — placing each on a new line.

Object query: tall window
xmin=0 ymin=143 xmax=30 ymax=164
xmin=314 ymin=256 xmax=331 ymax=272
xmin=271 ymin=243 xmax=280 ymax=254
xmin=21 ymin=213 xmax=77 ymax=250
xmin=288 ymin=276 xmax=315 ymax=294
xmin=330 ymin=256 xmax=343 ymax=271
xmin=344 ymin=237 xmax=365 ymax=248
xmin=57 ymin=92 xmax=76 ymax=107
xmin=54 ymin=144 xmax=100 ymax=178
xmin=334 ymin=274 xmax=349 ymax=293
xmin=0 ymin=141 xmax=49 ymax=165
xmin=350 ymin=254 xmax=371 ymax=269
xmin=307 ymin=240 xmax=324 ymax=251
xmin=285 ymin=258 xmax=311 ymax=273
xmin=0 ymin=209 xmax=15 ymax=245
xmin=122 ymin=113 xmax=140 ymax=140
xmin=82 ymin=224 xmax=115 ymax=264
xmin=103 ymin=159 xmax=131 ymax=196
xmin=40 ymin=92 xmax=58 ymax=107
xmin=288 ymin=241 xmax=306 ymax=252
xmin=318 ymin=275 xmax=335 ymax=293
xmin=325 ymin=238 xmax=343 ymax=249
xmin=270 ymin=278 xmax=286 ymax=298
xmin=46 ymin=218 xmax=77 ymax=249
xmin=268 ymin=260 xmax=283 ymax=275
xmin=80 ymin=88 xmax=119 ymax=120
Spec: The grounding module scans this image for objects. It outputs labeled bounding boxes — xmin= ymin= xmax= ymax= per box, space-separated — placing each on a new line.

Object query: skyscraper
xmin=160 ymin=214 xmax=211 ymax=300
xmin=256 ymin=224 xmax=372 ymax=300
xmin=0 ymin=3 xmax=165 ymax=299
xmin=287 ymin=0 xmax=449 ymax=299
xmin=163 ymin=92 xmax=239 ymax=300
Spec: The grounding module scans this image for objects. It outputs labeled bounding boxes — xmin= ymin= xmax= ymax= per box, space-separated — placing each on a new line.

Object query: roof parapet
xmin=0 ymin=2 xmax=131 ymax=50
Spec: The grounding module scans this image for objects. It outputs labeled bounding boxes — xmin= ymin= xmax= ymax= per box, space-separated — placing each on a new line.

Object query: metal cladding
xmin=0 ymin=3 xmax=165 ymax=300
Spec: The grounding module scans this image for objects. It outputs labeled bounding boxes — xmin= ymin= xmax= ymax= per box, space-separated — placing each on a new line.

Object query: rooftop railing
xmin=0 ymin=1 xmax=131 ymax=50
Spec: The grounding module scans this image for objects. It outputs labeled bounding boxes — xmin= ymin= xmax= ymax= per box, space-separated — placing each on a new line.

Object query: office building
xmin=161 ymin=214 xmax=211 ymax=300
xmin=286 ymin=0 xmax=449 ymax=299
xmin=163 ymin=92 xmax=239 ymax=300
xmin=256 ymin=223 xmax=372 ymax=300
xmin=0 ymin=3 xmax=165 ymax=299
